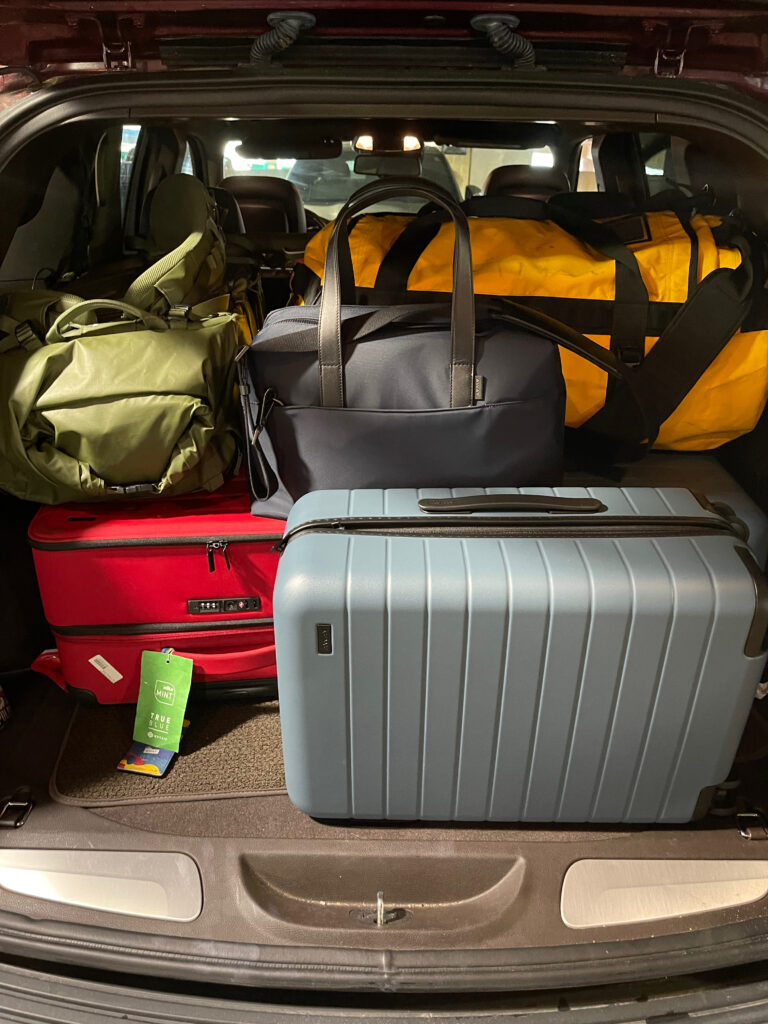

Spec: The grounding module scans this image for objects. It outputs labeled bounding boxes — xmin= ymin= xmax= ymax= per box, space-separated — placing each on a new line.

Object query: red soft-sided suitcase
xmin=28 ymin=478 xmax=283 ymax=704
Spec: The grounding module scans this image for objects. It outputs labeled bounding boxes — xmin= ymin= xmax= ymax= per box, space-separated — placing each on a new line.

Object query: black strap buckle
xmin=108 ymin=483 xmax=158 ymax=496
xmin=0 ymin=791 xmax=34 ymax=828
xmin=15 ymin=321 xmax=42 ymax=352
xmin=618 ymin=346 xmax=644 ymax=368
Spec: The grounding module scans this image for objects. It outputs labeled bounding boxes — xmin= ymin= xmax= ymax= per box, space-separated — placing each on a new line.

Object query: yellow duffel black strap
xmin=360 ymin=286 xmax=685 ymax=340
xmin=587 ymin=233 xmax=755 ymax=443
xmin=374 ymin=199 xmax=652 ymax=369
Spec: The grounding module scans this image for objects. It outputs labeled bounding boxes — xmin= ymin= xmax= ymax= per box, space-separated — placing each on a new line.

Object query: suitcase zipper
xmin=30 ymin=532 xmax=284 ymax=553
xmin=275 ymin=514 xmax=743 ymax=551
xmin=50 ymin=618 xmax=274 ymax=637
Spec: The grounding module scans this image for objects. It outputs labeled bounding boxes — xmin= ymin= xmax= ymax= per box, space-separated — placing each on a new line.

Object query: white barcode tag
xmin=88 ymin=655 xmax=123 ymax=684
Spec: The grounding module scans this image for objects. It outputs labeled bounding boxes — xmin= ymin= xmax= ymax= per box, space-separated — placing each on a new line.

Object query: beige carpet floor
xmin=50 ymin=700 xmax=286 ymax=807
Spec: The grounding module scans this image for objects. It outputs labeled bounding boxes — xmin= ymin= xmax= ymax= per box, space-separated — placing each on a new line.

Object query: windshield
xmin=222 ymin=140 xmax=555 ymax=218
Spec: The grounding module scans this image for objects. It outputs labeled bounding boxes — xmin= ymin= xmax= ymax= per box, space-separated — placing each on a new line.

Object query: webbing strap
xmin=372 ymin=199 xmax=651 ymax=367
xmin=250 ymin=297 xmax=649 ymax=426
xmin=587 ymin=233 xmax=755 ymax=441
xmin=123 ymin=228 xmax=207 ymax=312
xmin=237 ymin=357 xmax=280 ymax=501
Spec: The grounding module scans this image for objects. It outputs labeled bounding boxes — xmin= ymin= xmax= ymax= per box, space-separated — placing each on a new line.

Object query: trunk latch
xmin=350 ymin=891 xmax=407 ymax=926
xmin=738 ymin=811 xmax=768 ymax=840
xmin=0 ymin=789 xmax=34 ymax=828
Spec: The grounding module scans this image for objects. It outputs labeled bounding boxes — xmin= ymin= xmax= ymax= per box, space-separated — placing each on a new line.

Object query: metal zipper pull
xmin=206 ymin=540 xmax=232 ymax=573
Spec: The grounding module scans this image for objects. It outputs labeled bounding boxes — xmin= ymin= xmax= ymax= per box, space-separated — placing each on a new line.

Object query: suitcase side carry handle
xmin=173 ymin=645 xmax=277 ymax=681
xmin=417 ymin=495 xmax=608 ymax=515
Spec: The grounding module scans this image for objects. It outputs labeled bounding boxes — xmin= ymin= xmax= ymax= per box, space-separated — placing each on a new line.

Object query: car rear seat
xmin=219 ymin=176 xmax=307 ymax=238
xmin=567 ymin=453 xmax=768 ymax=565
xmin=219 ymin=175 xmax=310 ymax=311
xmin=483 ymin=166 xmax=571 ymax=200
xmin=684 ymin=145 xmax=739 ymax=212
xmin=73 ymin=174 xmax=227 ymax=313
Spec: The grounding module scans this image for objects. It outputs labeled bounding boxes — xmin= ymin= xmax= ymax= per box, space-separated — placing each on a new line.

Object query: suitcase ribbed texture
xmin=275 ymin=488 xmax=768 ymax=823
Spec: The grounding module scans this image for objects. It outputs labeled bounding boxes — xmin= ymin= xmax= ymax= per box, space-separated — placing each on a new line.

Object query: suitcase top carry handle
xmin=46 ymin=299 xmax=169 ymax=344
xmin=418 ymin=495 xmax=608 ymax=515
xmin=319 ymin=177 xmax=476 ymax=410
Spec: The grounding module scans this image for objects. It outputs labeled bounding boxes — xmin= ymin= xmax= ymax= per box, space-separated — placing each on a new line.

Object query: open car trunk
xmin=3 ymin=28 xmax=768 ymax=1011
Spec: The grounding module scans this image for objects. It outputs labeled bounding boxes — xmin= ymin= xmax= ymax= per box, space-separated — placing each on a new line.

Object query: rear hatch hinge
xmin=647 ymin=20 xmax=719 ymax=79
xmin=74 ymin=15 xmax=137 ymax=70
xmin=653 ymin=45 xmax=686 ymax=78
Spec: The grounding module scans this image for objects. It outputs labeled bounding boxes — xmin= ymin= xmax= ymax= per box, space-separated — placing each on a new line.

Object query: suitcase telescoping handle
xmin=319 ymin=177 xmax=476 ymax=410
xmin=418 ymin=495 xmax=608 ymax=514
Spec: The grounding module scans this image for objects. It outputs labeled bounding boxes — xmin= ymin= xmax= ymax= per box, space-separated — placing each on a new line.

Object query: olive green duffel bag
xmin=0 ymin=296 xmax=240 ymax=504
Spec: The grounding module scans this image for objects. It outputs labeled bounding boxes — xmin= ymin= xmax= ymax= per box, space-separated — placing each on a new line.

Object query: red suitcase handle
xmin=31 ymin=649 xmax=67 ymax=691
xmin=31 ymin=644 xmax=277 ymax=694
xmin=173 ymin=645 xmax=277 ymax=681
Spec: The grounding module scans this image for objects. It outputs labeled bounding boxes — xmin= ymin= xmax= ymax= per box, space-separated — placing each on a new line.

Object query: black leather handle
xmin=318 ymin=178 xmax=476 ymax=409
xmin=418 ymin=495 xmax=608 ymax=514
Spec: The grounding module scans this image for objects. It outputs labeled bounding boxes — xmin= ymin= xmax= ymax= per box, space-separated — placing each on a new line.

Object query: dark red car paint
xmin=1 ymin=0 xmax=767 ymax=87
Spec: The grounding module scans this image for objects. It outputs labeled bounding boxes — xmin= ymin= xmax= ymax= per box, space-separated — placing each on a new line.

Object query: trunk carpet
xmin=50 ymin=701 xmax=285 ymax=806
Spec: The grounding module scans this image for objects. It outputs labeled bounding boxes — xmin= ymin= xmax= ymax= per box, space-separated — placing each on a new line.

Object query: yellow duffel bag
xmin=301 ymin=198 xmax=764 ymax=451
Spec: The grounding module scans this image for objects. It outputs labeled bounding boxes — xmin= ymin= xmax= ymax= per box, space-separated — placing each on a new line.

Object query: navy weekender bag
xmin=238 ymin=178 xmax=644 ymax=502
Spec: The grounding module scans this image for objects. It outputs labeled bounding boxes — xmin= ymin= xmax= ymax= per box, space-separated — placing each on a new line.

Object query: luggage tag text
xmin=133 ymin=649 xmax=193 ymax=754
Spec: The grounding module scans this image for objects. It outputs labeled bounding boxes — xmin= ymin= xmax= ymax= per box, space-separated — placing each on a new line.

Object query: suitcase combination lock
xmin=188 ymin=596 xmax=262 ymax=615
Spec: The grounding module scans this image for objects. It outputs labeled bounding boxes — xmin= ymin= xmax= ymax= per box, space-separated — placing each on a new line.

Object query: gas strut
xmin=471 ymin=14 xmax=536 ymax=69
xmin=250 ymin=11 xmax=317 ymax=63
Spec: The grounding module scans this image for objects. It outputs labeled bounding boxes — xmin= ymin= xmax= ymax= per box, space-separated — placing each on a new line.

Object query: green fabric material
xmin=1 ymin=290 xmax=85 ymax=337
xmin=0 ymin=294 xmax=239 ymax=504
xmin=123 ymin=175 xmax=227 ymax=315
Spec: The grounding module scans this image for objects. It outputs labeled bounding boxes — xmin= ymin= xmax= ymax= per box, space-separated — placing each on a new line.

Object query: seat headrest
xmin=209 ymin=186 xmax=246 ymax=235
xmin=147 ymin=174 xmax=215 ymax=253
xmin=683 ymin=146 xmax=737 ymax=209
xmin=483 ymin=165 xmax=571 ymax=200
xmin=220 ymin=175 xmax=306 ymax=235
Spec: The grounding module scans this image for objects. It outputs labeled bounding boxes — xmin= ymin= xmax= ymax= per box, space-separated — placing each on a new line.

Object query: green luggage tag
xmin=133 ymin=649 xmax=193 ymax=754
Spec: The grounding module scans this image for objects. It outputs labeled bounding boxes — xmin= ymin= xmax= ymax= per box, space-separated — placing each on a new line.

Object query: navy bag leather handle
xmin=318 ymin=177 xmax=476 ymax=409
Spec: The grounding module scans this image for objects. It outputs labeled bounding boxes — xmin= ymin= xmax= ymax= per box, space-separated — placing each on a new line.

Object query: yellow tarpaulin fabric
xmin=304 ymin=211 xmax=766 ymax=450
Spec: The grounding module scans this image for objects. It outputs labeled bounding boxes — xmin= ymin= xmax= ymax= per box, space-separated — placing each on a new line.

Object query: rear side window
xmin=640 ymin=133 xmax=675 ymax=195
xmin=180 ymin=143 xmax=195 ymax=176
xmin=639 ymin=133 xmax=702 ymax=198
xmin=576 ymin=138 xmax=597 ymax=192
xmin=119 ymin=124 xmax=142 ymax=215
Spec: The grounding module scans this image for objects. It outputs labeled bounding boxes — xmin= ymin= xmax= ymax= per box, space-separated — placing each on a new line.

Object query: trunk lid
xmin=1 ymin=1 xmax=767 ymax=84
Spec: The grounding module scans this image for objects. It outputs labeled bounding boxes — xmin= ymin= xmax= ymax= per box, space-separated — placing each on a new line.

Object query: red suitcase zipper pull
xmin=206 ymin=540 xmax=232 ymax=573
xmin=206 ymin=541 xmax=217 ymax=573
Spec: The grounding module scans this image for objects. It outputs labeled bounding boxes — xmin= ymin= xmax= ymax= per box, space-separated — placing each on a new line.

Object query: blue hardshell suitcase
xmin=274 ymin=487 xmax=768 ymax=823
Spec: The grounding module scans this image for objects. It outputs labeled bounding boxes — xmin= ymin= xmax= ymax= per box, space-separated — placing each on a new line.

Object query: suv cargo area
xmin=3 ymin=45 xmax=768 ymax=1007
